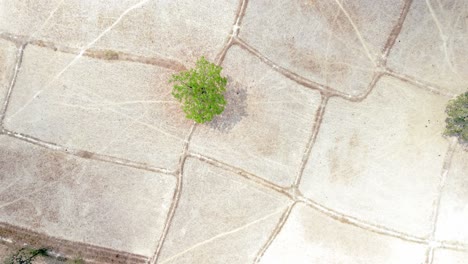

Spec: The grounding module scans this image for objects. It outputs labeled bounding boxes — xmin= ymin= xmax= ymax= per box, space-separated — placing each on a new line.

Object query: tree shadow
xmin=208 ymin=78 xmax=248 ymax=132
xmin=459 ymin=140 xmax=468 ymax=151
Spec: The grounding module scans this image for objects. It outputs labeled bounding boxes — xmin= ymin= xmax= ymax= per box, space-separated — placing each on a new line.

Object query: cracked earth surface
xmin=0 ymin=0 xmax=467 ymax=263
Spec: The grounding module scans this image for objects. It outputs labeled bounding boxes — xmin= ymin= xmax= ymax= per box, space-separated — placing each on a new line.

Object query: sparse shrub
xmin=103 ymin=50 xmax=119 ymax=60
xmin=444 ymin=91 xmax=468 ymax=143
xmin=4 ymin=247 xmax=47 ymax=264
xmin=169 ymin=56 xmax=227 ymax=123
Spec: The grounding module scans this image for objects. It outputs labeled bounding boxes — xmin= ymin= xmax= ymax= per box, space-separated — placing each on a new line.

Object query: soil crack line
xmin=215 ymin=0 xmax=249 ymax=65
xmin=293 ymin=96 xmax=328 ymax=187
xmin=424 ymin=138 xmax=458 ymax=264
xmin=297 ymin=195 xmax=429 ymax=245
xmin=0 ymin=43 xmax=25 ymax=126
xmin=149 ymin=123 xmax=196 ymax=264
xmin=253 ymin=203 xmax=296 ymax=263
xmin=381 ymin=0 xmax=414 ymax=60
xmin=2 ymin=129 xmax=173 ymax=175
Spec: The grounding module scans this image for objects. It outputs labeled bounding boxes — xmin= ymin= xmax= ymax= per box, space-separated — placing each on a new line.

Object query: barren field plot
xmin=433 ymin=249 xmax=468 ymax=264
xmin=157 ymin=158 xmax=290 ymax=264
xmin=190 ymin=46 xmax=321 ymax=187
xmin=0 ymin=135 xmax=175 ymax=256
xmin=0 ymin=0 xmax=65 ymax=37
xmin=0 ymin=0 xmax=238 ymax=62
xmin=239 ymin=0 xmax=405 ymax=96
xmin=300 ymin=77 xmax=450 ymax=237
xmin=387 ymin=0 xmax=468 ymax=95
xmin=258 ymin=204 xmax=426 ymax=264
xmin=3 ymin=45 xmax=192 ymax=170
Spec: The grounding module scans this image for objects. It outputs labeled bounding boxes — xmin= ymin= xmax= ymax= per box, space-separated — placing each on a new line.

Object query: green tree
xmin=4 ymin=247 xmax=48 ymax=264
xmin=444 ymin=91 xmax=468 ymax=143
xmin=170 ymin=57 xmax=227 ymax=123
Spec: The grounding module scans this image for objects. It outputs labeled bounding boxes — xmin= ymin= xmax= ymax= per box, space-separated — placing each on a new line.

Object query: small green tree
xmin=444 ymin=91 xmax=468 ymax=143
xmin=170 ymin=57 xmax=227 ymax=123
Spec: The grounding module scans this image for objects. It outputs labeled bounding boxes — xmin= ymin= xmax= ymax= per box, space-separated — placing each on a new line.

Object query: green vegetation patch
xmin=445 ymin=91 xmax=468 ymax=143
xmin=4 ymin=247 xmax=47 ymax=264
xmin=170 ymin=56 xmax=227 ymax=124
xmin=103 ymin=50 xmax=119 ymax=60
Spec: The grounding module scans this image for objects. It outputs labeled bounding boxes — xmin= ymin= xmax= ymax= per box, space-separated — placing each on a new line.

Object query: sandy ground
xmin=0 ymin=0 xmax=467 ymax=263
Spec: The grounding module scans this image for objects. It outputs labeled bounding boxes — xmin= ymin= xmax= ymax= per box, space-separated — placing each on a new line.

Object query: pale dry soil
xmin=0 ymin=0 xmax=467 ymax=263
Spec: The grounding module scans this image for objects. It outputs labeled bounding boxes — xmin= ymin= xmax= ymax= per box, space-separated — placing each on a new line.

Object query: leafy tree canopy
xmin=445 ymin=91 xmax=468 ymax=143
xmin=170 ymin=57 xmax=227 ymax=124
